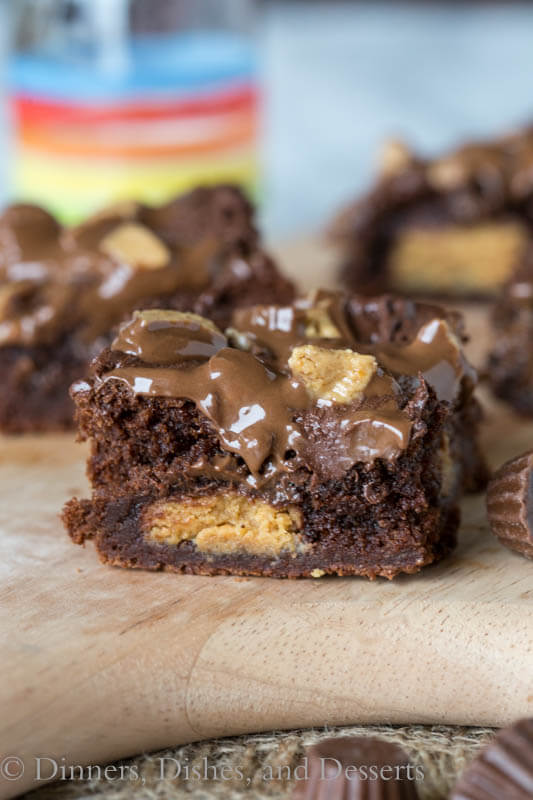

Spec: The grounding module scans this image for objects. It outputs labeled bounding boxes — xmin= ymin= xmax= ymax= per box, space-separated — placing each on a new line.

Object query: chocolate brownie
xmin=63 ymin=291 xmax=487 ymax=579
xmin=330 ymin=127 xmax=533 ymax=297
xmin=487 ymin=252 xmax=533 ymax=416
xmin=0 ymin=186 xmax=294 ymax=433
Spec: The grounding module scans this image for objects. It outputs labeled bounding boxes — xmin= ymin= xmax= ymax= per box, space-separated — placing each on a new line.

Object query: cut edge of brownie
xmin=63 ymin=497 xmax=459 ymax=580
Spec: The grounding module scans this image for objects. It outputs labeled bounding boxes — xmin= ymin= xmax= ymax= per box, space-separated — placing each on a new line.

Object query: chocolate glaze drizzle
xmin=95 ymin=291 xmax=476 ymax=482
xmin=112 ymin=311 xmax=227 ymax=364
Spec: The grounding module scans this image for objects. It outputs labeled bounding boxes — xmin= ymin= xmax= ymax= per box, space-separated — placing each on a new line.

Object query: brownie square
xmin=330 ymin=127 xmax=533 ymax=297
xmin=0 ymin=186 xmax=294 ymax=432
xmin=63 ymin=291 xmax=487 ymax=579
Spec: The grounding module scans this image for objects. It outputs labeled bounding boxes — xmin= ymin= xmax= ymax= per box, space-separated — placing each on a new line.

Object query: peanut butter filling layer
xmin=144 ymin=494 xmax=304 ymax=557
xmin=388 ymin=221 xmax=527 ymax=294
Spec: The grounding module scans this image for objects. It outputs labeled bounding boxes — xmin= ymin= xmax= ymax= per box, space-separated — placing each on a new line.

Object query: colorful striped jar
xmin=8 ymin=1 xmax=259 ymax=222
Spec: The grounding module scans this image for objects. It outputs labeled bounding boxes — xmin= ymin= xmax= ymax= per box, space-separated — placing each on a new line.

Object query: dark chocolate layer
xmin=488 ymin=251 xmax=533 ymax=416
xmin=0 ymin=339 xmax=96 ymax=432
xmin=64 ymin=480 xmax=459 ymax=580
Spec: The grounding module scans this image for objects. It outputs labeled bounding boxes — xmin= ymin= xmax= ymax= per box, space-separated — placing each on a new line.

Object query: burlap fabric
xmin=25 ymin=724 xmax=494 ymax=799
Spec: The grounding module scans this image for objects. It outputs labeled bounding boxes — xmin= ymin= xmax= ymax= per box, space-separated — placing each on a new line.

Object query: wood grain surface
xmin=1 ymin=239 xmax=532 ymax=799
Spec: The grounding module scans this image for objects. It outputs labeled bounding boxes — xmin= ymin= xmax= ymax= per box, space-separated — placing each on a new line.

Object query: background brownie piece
xmin=329 ymin=127 xmax=533 ymax=297
xmin=487 ymin=251 xmax=533 ymax=416
xmin=0 ymin=187 xmax=295 ymax=433
xmin=64 ymin=292 xmax=487 ymax=580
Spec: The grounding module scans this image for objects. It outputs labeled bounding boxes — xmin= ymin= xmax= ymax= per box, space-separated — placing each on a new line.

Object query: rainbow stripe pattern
xmin=8 ymin=33 xmax=259 ymax=223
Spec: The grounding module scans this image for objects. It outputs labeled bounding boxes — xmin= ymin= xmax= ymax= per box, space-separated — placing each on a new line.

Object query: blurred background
xmin=1 ymin=0 xmax=533 ymax=240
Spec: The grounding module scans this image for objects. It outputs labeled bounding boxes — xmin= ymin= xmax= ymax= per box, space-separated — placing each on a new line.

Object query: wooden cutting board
xmin=1 ymin=239 xmax=532 ymax=799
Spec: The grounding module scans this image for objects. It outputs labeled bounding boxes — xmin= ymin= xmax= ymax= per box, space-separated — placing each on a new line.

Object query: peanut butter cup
xmin=293 ymin=736 xmax=421 ymax=799
xmin=487 ymin=451 xmax=533 ymax=559
xmin=452 ymin=718 xmax=533 ymax=800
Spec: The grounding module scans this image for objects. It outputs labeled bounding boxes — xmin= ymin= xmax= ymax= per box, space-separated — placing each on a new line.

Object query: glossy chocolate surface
xmin=93 ymin=292 xmax=477 ymax=484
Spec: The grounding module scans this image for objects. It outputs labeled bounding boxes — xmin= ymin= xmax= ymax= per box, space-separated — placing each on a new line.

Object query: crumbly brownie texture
xmin=0 ymin=187 xmax=294 ymax=432
xmin=330 ymin=128 xmax=533 ymax=297
xmin=63 ymin=291 xmax=487 ymax=579
xmin=487 ymin=254 xmax=533 ymax=416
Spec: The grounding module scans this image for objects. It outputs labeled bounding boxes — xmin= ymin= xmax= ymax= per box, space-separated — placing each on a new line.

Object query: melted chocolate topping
xmin=231 ymin=291 xmax=474 ymax=403
xmin=112 ymin=311 xmax=228 ymax=364
xmin=108 ymin=345 xmax=311 ymax=476
xmin=94 ymin=291 xmax=476 ymax=482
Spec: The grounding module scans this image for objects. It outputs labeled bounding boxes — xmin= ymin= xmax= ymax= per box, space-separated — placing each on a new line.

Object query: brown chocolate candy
xmin=292 ymin=736 xmax=421 ymax=799
xmin=486 ymin=451 xmax=533 ymax=559
xmin=452 ymin=718 xmax=533 ymax=800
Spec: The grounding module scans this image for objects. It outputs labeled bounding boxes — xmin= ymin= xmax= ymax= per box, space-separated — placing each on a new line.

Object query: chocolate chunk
xmin=140 ymin=184 xmax=258 ymax=250
xmin=292 ymin=736 xmax=420 ymax=798
xmin=452 ymin=718 xmax=533 ymax=799
xmin=486 ymin=451 xmax=533 ymax=559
